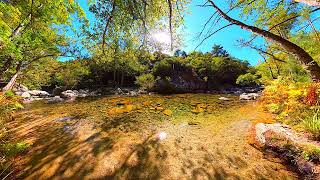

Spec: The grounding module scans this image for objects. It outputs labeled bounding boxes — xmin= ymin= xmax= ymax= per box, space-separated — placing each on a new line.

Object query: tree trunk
xmin=2 ymin=73 xmax=19 ymax=92
xmin=2 ymin=62 xmax=22 ymax=92
xmin=121 ymin=71 xmax=124 ymax=87
xmin=208 ymin=0 xmax=320 ymax=81
xmin=295 ymin=0 xmax=320 ymax=7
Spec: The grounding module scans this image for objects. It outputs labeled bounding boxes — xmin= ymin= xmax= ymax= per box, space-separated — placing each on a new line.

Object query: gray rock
xmin=13 ymin=84 xmax=28 ymax=92
xmin=254 ymin=123 xmax=302 ymax=146
xmin=219 ymin=97 xmax=230 ymax=101
xmin=28 ymin=90 xmax=50 ymax=97
xmin=239 ymin=93 xmax=260 ymax=100
xmin=115 ymin=88 xmax=123 ymax=95
xmin=47 ymin=96 xmax=64 ymax=104
xmin=21 ymin=92 xmax=31 ymax=98
xmin=61 ymin=90 xmax=77 ymax=98
xmin=15 ymin=91 xmax=23 ymax=96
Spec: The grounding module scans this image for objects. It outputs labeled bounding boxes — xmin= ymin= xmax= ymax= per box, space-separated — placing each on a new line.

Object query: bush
xmin=135 ymin=73 xmax=156 ymax=91
xmin=0 ymin=92 xmax=23 ymax=138
xmin=303 ymin=110 xmax=320 ymax=136
xmin=236 ymin=73 xmax=260 ymax=86
xmin=259 ymin=79 xmax=320 ymax=135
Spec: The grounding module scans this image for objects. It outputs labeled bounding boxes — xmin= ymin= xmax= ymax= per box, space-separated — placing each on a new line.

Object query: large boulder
xmin=28 ymin=90 xmax=50 ymax=97
xmin=239 ymin=93 xmax=260 ymax=100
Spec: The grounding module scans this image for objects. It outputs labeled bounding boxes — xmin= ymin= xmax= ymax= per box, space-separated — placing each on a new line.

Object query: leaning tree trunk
xmin=295 ymin=0 xmax=320 ymax=7
xmin=208 ymin=0 xmax=320 ymax=81
xmin=2 ymin=63 xmax=21 ymax=92
xmin=2 ymin=72 xmax=19 ymax=92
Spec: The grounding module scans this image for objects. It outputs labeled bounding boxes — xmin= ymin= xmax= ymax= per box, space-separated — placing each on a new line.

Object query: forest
xmin=1 ymin=0 xmax=320 ymax=179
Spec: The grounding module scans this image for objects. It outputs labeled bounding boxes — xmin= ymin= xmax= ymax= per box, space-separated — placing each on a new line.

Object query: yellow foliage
xmin=155 ymin=106 xmax=164 ymax=111
xmin=191 ymin=106 xmax=205 ymax=114
xmin=163 ymin=109 xmax=173 ymax=116
xmin=142 ymin=101 xmax=151 ymax=106
xmin=125 ymin=105 xmax=134 ymax=112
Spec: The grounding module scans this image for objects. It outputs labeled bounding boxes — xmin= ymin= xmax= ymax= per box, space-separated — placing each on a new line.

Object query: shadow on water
xmin=9 ymin=94 xmax=297 ymax=179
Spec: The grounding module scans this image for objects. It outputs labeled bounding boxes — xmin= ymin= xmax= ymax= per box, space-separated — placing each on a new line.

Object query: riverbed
xmin=7 ymin=94 xmax=297 ymax=179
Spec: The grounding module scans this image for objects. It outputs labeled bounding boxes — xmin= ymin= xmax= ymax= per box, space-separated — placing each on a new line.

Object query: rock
xmin=65 ymin=96 xmax=76 ymax=103
xmin=21 ymin=92 xmax=31 ymax=98
xmin=240 ymin=93 xmax=260 ymax=100
xmin=28 ymin=90 xmax=50 ymax=97
xmin=55 ymin=116 xmax=74 ymax=122
xmin=115 ymin=88 xmax=123 ymax=95
xmin=13 ymin=84 xmax=28 ymax=92
xmin=188 ymin=121 xmax=200 ymax=126
xmin=47 ymin=96 xmax=64 ymax=104
xmin=252 ymin=123 xmax=320 ymax=178
xmin=128 ymin=91 xmax=138 ymax=96
xmin=254 ymin=123 xmax=300 ymax=146
xmin=15 ymin=91 xmax=23 ymax=96
xmin=296 ymin=157 xmax=315 ymax=175
xmin=218 ymin=97 xmax=230 ymax=101
xmin=61 ymin=90 xmax=77 ymax=98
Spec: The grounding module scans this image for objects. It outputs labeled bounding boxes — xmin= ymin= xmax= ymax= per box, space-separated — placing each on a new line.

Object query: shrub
xmin=135 ymin=73 xmax=156 ymax=91
xmin=303 ymin=110 xmax=320 ymax=136
xmin=236 ymin=73 xmax=260 ymax=86
xmin=0 ymin=92 xmax=23 ymax=138
xmin=0 ymin=142 xmax=29 ymax=158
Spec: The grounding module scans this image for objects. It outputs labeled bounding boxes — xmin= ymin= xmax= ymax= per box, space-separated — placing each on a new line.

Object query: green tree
xmin=0 ymin=0 xmax=84 ymax=91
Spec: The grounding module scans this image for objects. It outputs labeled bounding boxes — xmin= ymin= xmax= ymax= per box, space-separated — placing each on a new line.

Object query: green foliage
xmin=4 ymin=90 xmax=15 ymax=98
xmin=0 ymin=142 xmax=29 ymax=158
xmin=55 ymin=60 xmax=90 ymax=89
xmin=135 ymin=73 xmax=156 ymax=91
xmin=0 ymin=0 xmax=85 ymax=88
xmin=303 ymin=110 xmax=320 ymax=135
xmin=236 ymin=73 xmax=260 ymax=86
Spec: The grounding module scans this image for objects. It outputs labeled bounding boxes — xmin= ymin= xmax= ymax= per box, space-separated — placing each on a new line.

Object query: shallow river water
xmin=8 ymin=94 xmax=297 ymax=179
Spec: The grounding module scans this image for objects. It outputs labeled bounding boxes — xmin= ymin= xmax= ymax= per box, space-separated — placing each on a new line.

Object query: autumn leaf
xmin=125 ymin=104 xmax=134 ymax=112
xmin=163 ymin=109 xmax=173 ymax=116
xmin=156 ymin=106 xmax=164 ymax=111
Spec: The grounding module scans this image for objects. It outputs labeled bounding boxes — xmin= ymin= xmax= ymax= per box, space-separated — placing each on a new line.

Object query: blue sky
xmin=73 ymin=0 xmax=265 ymax=65
xmin=183 ymin=1 xmax=264 ymax=65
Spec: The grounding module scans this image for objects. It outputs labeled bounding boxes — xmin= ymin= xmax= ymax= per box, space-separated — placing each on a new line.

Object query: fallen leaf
xmin=163 ymin=109 xmax=173 ymax=116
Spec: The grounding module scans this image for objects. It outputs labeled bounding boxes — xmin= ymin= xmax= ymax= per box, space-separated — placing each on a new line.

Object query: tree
xmin=202 ymin=0 xmax=320 ymax=81
xmin=211 ymin=44 xmax=229 ymax=57
xmin=0 ymin=0 xmax=84 ymax=91
xmin=174 ymin=49 xmax=187 ymax=58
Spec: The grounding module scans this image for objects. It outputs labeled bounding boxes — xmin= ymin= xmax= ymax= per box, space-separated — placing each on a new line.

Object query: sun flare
xmin=152 ymin=32 xmax=171 ymax=44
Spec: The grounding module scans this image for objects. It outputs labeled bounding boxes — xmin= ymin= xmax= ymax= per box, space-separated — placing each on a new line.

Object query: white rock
xmin=240 ymin=93 xmax=260 ymax=100
xmin=21 ymin=92 xmax=31 ymax=98
xmin=28 ymin=90 xmax=50 ymax=97
xmin=157 ymin=132 xmax=167 ymax=140
xmin=219 ymin=97 xmax=230 ymax=101
xmin=61 ymin=90 xmax=78 ymax=98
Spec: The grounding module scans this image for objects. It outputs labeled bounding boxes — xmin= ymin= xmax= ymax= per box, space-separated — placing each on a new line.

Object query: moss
xmin=0 ymin=142 xmax=29 ymax=158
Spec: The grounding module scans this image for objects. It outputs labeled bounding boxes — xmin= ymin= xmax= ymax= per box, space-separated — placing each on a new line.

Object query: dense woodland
xmin=1 ymin=0 xmax=320 ymax=179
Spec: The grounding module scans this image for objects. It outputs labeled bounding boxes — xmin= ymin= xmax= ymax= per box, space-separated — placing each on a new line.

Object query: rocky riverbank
xmin=249 ymin=123 xmax=320 ymax=179
xmin=11 ymin=83 xmax=262 ymax=104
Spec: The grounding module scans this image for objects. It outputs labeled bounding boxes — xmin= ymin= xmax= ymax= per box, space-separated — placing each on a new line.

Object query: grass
xmin=302 ymin=110 xmax=320 ymax=135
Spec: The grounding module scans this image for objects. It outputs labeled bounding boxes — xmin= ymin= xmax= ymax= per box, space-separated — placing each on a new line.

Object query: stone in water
xmin=157 ymin=132 xmax=167 ymax=140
